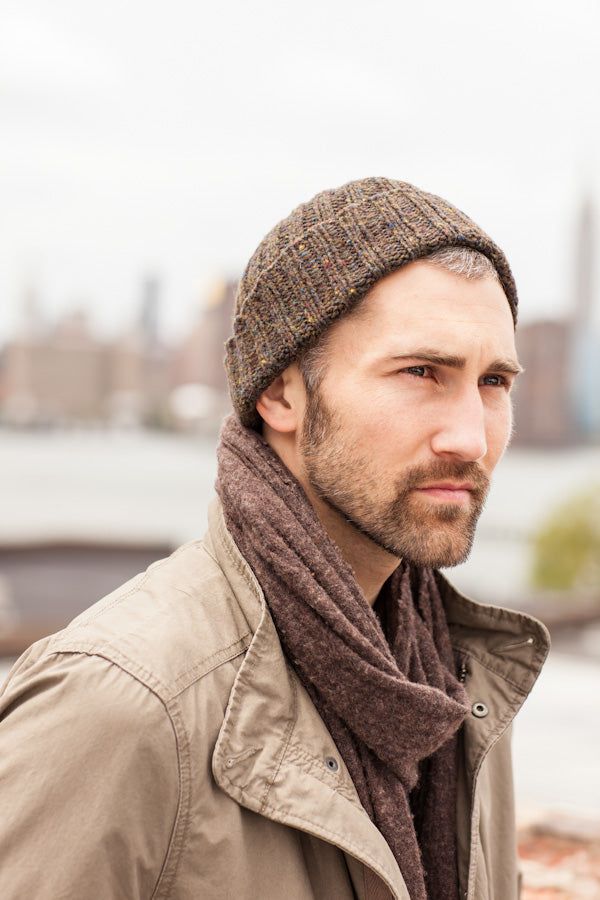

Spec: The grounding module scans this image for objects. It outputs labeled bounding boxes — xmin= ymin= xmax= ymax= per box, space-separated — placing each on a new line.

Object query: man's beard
xmin=299 ymin=385 xmax=490 ymax=568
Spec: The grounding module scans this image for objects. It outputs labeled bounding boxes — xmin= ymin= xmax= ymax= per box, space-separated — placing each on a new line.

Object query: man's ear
xmin=256 ymin=364 xmax=305 ymax=435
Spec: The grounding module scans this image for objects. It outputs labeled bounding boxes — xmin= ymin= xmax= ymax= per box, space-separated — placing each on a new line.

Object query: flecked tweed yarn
xmin=225 ymin=176 xmax=518 ymax=428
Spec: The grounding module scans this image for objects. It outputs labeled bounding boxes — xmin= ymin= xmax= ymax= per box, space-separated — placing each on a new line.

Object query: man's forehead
xmin=338 ymin=270 xmax=514 ymax=338
xmin=333 ymin=303 xmax=519 ymax=369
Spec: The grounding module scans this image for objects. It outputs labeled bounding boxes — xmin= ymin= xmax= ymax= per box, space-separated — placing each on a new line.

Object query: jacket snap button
xmin=325 ymin=756 xmax=339 ymax=772
xmin=472 ymin=701 xmax=489 ymax=718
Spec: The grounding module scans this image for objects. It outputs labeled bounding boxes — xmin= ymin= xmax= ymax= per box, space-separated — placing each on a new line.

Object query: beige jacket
xmin=0 ymin=498 xmax=550 ymax=900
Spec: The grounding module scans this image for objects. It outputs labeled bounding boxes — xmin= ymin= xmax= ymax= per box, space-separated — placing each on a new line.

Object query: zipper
xmin=456 ymin=653 xmax=469 ymax=684
xmin=456 ymin=652 xmax=470 ymax=900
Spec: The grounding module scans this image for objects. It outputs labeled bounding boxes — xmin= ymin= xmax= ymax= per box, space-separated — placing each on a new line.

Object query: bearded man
xmin=0 ymin=178 xmax=549 ymax=900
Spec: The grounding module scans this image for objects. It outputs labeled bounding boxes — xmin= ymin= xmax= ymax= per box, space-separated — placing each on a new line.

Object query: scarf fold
xmin=216 ymin=415 xmax=470 ymax=900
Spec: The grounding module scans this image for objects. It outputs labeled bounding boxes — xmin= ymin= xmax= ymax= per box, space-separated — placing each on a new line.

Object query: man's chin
xmin=357 ymin=522 xmax=475 ymax=569
xmin=399 ymin=499 xmax=482 ymax=566
xmin=378 ymin=520 xmax=477 ymax=568
xmin=402 ymin=545 xmax=474 ymax=569
xmin=310 ymin=484 xmax=480 ymax=568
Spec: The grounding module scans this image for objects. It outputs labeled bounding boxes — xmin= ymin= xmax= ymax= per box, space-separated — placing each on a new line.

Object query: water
xmin=0 ymin=428 xmax=218 ymax=546
xmin=1 ymin=428 xmax=598 ymax=602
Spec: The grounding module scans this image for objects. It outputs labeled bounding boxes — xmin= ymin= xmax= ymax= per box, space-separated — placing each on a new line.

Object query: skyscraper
xmin=569 ymin=192 xmax=600 ymax=439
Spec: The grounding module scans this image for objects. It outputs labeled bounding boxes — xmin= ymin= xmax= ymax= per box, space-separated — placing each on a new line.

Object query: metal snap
xmin=472 ymin=701 xmax=489 ymax=718
xmin=325 ymin=756 xmax=339 ymax=772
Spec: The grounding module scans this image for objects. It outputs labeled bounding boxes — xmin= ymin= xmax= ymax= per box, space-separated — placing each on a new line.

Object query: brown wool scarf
xmin=216 ymin=415 xmax=471 ymax=900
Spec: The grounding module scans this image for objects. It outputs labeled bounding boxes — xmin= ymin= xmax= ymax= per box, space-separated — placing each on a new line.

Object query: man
xmin=0 ymin=177 xmax=549 ymax=899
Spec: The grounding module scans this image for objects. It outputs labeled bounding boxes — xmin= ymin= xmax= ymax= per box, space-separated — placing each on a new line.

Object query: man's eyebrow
xmin=388 ymin=347 xmax=524 ymax=376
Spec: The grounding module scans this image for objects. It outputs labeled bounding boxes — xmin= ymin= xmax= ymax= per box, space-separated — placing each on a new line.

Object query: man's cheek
xmin=492 ymin=408 xmax=514 ymax=459
xmin=503 ymin=401 xmax=516 ymax=450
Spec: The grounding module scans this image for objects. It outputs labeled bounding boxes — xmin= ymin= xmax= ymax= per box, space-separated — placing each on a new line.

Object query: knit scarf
xmin=216 ymin=415 xmax=471 ymax=900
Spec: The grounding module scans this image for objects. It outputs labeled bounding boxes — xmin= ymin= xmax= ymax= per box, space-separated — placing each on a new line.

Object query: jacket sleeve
xmin=0 ymin=647 xmax=180 ymax=900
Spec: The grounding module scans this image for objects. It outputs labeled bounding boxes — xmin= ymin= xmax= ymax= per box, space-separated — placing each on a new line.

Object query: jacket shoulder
xmin=0 ymin=648 xmax=181 ymax=899
xmin=16 ymin=537 xmax=254 ymax=703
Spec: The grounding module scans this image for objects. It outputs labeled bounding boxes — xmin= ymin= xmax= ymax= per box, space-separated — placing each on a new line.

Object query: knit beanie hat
xmin=225 ymin=176 xmax=518 ymax=428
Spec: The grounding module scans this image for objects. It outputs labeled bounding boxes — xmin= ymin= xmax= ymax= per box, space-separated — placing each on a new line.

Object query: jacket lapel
xmin=442 ymin=574 xmax=550 ymax=779
xmin=207 ymin=498 xmax=409 ymax=899
xmin=207 ymin=498 xmax=550 ymax=900
xmin=441 ymin=575 xmax=551 ymax=898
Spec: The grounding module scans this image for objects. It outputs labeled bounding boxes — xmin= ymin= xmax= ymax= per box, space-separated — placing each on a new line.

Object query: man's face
xmin=297 ymin=260 xmax=521 ymax=568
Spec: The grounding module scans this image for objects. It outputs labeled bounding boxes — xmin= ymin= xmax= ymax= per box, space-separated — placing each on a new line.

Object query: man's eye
xmin=402 ymin=365 xmax=432 ymax=378
xmin=481 ymin=374 xmax=508 ymax=387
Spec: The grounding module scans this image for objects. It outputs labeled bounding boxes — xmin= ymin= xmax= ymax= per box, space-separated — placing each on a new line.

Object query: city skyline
xmin=1 ymin=189 xmax=598 ymax=444
xmin=4 ymin=186 xmax=598 ymax=342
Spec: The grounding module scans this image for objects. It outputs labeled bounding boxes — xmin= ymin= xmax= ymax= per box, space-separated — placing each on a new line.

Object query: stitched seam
xmin=259 ymin=672 xmax=299 ymax=812
xmin=466 ymin=712 xmax=516 ymax=899
xmin=58 ymin=544 xmax=192 ymax=630
xmin=448 ymin=595 xmax=550 ymax=682
xmin=451 ymin=644 xmax=530 ymax=694
xmin=447 ymin=590 xmax=548 ymax=635
xmin=217 ymin=513 xmax=264 ymax=599
xmin=285 ymin=758 xmax=361 ymax=806
xmin=169 ymin=633 xmax=251 ymax=698
xmin=214 ymin=510 xmax=316 ymax=817
xmin=211 ymin=517 xmax=298 ymax=808
xmin=152 ymin=695 xmax=192 ymax=900
xmin=227 ymin=746 xmax=261 ymax=765
xmin=47 ymin=643 xmax=170 ymax=698
xmin=48 ymin=634 xmax=250 ymax=703
xmin=201 ymin=541 xmax=219 ymax=565
xmin=231 ymin=791 xmax=399 ymax=893
xmin=60 ymin=574 xmax=148 ymax=631
xmin=285 ymin=742 xmax=357 ymax=802
xmin=287 ymin=742 xmax=337 ymax=774
xmin=41 ymin=648 xmax=189 ymax=900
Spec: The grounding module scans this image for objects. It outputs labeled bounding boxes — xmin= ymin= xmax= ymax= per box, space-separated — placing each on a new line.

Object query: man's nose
xmin=430 ymin=388 xmax=488 ymax=462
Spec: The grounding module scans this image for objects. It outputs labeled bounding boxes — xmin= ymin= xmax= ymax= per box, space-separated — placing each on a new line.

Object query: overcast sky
xmin=1 ymin=0 xmax=599 ymax=342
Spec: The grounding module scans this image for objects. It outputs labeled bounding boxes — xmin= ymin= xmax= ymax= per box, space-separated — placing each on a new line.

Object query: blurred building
xmin=2 ymin=308 xmax=107 ymax=425
xmin=569 ymin=195 xmax=600 ymax=438
xmin=513 ymin=193 xmax=600 ymax=447
xmin=171 ymin=278 xmax=235 ymax=392
xmin=0 ymin=277 xmax=171 ymax=428
xmin=169 ymin=278 xmax=236 ymax=428
xmin=107 ymin=276 xmax=171 ymax=428
xmin=514 ymin=319 xmax=574 ymax=446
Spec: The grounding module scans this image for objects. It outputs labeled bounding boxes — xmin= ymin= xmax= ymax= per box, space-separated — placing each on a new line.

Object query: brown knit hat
xmin=225 ymin=176 xmax=518 ymax=428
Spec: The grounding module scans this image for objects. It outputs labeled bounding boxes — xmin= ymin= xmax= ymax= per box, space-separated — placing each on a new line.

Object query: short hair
xmin=297 ymin=246 xmax=500 ymax=395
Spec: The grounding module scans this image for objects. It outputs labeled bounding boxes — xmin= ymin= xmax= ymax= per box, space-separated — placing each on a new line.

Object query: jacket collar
xmin=207 ymin=497 xmax=550 ymax=900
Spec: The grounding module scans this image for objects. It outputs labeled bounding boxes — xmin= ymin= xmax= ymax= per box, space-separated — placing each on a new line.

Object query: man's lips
xmin=413 ymin=482 xmax=474 ymax=503
xmin=419 ymin=482 xmax=475 ymax=491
